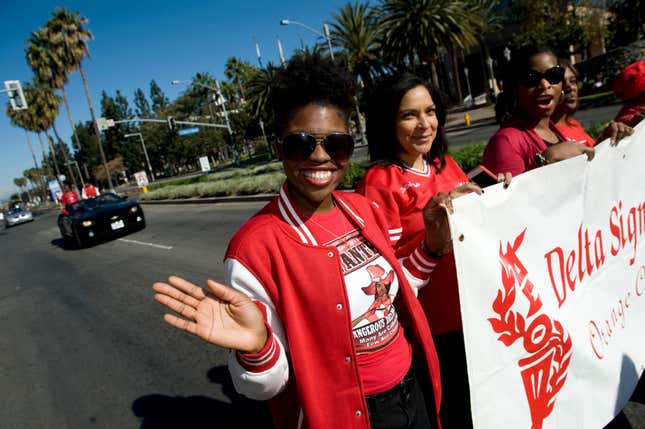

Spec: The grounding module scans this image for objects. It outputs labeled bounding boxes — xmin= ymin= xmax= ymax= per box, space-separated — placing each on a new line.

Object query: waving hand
xmin=153 ymin=276 xmax=267 ymax=354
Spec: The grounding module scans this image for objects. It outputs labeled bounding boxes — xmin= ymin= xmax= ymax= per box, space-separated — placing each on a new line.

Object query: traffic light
xmin=167 ymin=116 xmax=176 ymax=131
xmin=4 ymin=80 xmax=27 ymax=111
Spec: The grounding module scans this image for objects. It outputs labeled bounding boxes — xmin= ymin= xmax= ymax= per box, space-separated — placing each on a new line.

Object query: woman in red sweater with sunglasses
xmin=483 ymin=45 xmax=594 ymax=176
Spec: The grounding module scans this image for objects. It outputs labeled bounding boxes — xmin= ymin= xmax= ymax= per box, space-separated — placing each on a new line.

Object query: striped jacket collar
xmin=276 ymin=184 xmax=365 ymax=246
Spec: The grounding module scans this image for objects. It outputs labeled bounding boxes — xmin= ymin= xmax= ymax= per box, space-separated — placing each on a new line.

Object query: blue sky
xmin=0 ymin=0 xmax=347 ymax=199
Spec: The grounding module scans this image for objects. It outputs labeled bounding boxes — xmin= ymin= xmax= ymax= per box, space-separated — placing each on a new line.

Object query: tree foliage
xmin=505 ymin=0 xmax=586 ymax=58
xmin=606 ymin=0 xmax=644 ymax=49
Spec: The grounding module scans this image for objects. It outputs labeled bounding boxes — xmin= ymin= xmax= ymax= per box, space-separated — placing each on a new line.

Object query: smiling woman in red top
xmin=152 ymin=53 xmax=456 ymax=429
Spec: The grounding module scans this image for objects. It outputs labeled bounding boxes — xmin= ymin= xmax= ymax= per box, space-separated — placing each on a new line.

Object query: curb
xmin=445 ymin=117 xmax=497 ymax=133
xmin=139 ymin=194 xmax=276 ymax=205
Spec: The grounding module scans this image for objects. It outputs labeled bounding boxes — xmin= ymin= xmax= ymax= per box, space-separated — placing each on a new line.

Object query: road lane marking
xmin=118 ymin=238 xmax=173 ymax=250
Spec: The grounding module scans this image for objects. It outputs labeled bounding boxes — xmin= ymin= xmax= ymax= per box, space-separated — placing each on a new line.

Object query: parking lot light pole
xmin=124 ymin=133 xmax=155 ymax=182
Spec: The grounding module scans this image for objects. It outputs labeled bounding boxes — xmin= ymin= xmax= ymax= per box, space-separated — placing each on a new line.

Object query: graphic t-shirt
xmin=305 ymin=206 xmax=412 ymax=395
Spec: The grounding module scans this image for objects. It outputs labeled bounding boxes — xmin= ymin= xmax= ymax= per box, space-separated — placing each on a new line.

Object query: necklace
xmin=306 ymin=206 xmax=354 ymax=244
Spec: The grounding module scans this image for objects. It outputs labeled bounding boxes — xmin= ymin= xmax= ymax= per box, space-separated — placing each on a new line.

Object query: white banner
xmin=449 ymin=123 xmax=645 ymax=429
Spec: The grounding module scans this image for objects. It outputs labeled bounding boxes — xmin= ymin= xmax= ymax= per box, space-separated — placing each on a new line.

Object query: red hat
xmin=612 ymin=61 xmax=645 ymax=100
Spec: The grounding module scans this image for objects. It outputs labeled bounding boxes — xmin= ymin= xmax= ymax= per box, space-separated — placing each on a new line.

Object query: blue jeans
xmin=365 ymin=365 xmax=436 ymax=429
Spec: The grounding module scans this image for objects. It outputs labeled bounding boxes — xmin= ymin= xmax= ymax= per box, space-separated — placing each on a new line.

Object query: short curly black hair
xmin=271 ymin=52 xmax=356 ymax=137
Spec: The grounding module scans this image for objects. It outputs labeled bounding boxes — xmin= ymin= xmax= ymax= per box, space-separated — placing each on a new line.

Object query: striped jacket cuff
xmin=236 ymin=323 xmax=280 ymax=373
xmin=402 ymin=245 xmax=439 ymax=282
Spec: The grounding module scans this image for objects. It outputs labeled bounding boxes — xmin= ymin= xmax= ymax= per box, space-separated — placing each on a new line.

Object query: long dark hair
xmin=495 ymin=45 xmax=557 ymax=124
xmin=365 ymin=73 xmax=447 ymax=172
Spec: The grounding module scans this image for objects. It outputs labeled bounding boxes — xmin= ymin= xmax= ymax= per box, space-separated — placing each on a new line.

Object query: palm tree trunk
xmin=38 ymin=132 xmax=62 ymax=196
xmin=45 ymin=132 xmax=63 ymax=187
xmin=479 ymin=38 xmax=489 ymax=94
xmin=430 ymin=61 xmax=440 ymax=91
xmin=450 ymin=47 xmax=463 ymax=103
xmin=51 ymin=122 xmax=79 ymax=190
xmin=24 ymin=131 xmax=48 ymax=203
xmin=36 ymin=132 xmax=52 ymax=178
xmin=60 ymin=86 xmax=82 ymax=151
xmin=78 ymin=61 xmax=113 ymax=190
xmin=24 ymin=131 xmax=39 ymax=171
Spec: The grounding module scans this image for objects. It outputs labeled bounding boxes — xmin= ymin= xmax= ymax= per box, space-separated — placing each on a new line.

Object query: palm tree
xmin=38 ymin=85 xmax=79 ymax=189
xmin=224 ymin=57 xmax=252 ymax=101
xmin=329 ymin=2 xmax=385 ymax=89
xmin=46 ymin=7 xmax=113 ymax=190
xmin=18 ymin=81 xmax=65 ymax=188
xmin=6 ymin=84 xmax=57 ymax=200
xmin=377 ymin=0 xmax=480 ymax=90
xmin=467 ymin=0 xmax=504 ymax=95
xmin=13 ymin=177 xmax=29 ymax=202
xmin=23 ymin=167 xmax=46 ymax=203
xmin=245 ymin=62 xmax=279 ymax=121
xmin=26 ymin=27 xmax=84 ymax=154
xmin=6 ymin=105 xmax=40 ymax=172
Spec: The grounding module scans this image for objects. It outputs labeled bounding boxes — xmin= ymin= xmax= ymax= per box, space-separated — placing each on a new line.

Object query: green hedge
xmin=141 ymin=144 xmax=488 ymax=200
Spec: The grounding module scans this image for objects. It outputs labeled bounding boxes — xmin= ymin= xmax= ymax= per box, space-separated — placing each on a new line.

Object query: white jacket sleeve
xmin=225 ymin=257 xmax=290 ymax=400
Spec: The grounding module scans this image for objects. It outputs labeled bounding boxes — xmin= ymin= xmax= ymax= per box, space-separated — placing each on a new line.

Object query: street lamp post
xmin=259 ymin=119 xmax=272 ymax=157
xmin=124 ymin=132 xmax=155 ymax=182
xmin=486 ymin=57 xmax=500 ymax=97
xmin=464 ymin=67 xmax=473 ymax=107
xmin=65 ymin=160 xmax=85 ymax=189
xmin=279 ymin=19 xmax=334 ymax=61
xmin=171 ymin=79 xmax=238 ymax=164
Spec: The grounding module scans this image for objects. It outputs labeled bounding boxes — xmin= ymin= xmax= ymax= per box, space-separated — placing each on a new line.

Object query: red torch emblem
xmin=488 ymin=229 xmax=573 ymax=429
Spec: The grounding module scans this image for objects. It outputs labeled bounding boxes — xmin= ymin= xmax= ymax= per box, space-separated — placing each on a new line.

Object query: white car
xmin=4 ymin=208 xmax=34 ymax=227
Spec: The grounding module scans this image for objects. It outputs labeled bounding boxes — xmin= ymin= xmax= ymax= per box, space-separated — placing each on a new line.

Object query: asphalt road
xmin=0 ymin=203 xmax=271 ymax=429
xmin=2 ymin=201 xmax=643 ymax=428
xmin=444 ymin=103 xmax=624 ymax=148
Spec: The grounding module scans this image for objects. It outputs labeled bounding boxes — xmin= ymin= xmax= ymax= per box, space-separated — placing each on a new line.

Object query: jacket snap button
xmin=356 ymin=410 xmax=362 ymax=417
xmin=327 ymin=251 xmax=334 ymax=257
xmin=336 ymin=304 xmax=343 ymax=310
xmin=345 ymin=356 xmax=351 ymax=362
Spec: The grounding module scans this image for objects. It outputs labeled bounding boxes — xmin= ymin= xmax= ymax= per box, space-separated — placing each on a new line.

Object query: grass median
xmin=140 ymin=144 xmax=491 ymax=201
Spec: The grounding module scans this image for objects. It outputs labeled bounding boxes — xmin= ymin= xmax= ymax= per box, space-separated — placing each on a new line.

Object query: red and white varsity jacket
xmin=224 ymin=185 xmax=442 ymax=429
xmin=356 ymin=156 xmax=470 ymax=334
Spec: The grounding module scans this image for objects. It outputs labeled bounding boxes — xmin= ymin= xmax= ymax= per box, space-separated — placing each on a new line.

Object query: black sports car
xmin=57 ymin=192 xmax=146 ymax=248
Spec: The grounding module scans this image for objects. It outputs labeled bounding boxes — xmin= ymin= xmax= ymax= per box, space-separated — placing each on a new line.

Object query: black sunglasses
xmin=519 ymin=66 xmax=565 ymax=88
xmin=277 ymin=132 xmax=355 ymax=162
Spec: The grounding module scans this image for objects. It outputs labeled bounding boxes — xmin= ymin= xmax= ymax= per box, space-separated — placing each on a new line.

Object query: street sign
xmin=134 ymin=171 xmax=149 ymax=188
xmin=48 ymin=180 xmax=62 ymax=202
xmin=199 ymin=156 xmax=211 ymax=172
xmin=96 ymin=117 xmax=108 ymax=131
xmin=178 ymin=127 xmax=200 ymax=136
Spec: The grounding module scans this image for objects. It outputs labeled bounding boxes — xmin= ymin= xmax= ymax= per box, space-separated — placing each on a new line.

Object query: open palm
xmin=153 ymin=276 xmax=267 ymax=354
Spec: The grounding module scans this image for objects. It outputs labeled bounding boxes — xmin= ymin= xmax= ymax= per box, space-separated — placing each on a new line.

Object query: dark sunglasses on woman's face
xmin=519 ymin=65 xmax=565 ymax=88
xmin=277 ymin=132 xmax=355 ymax=162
